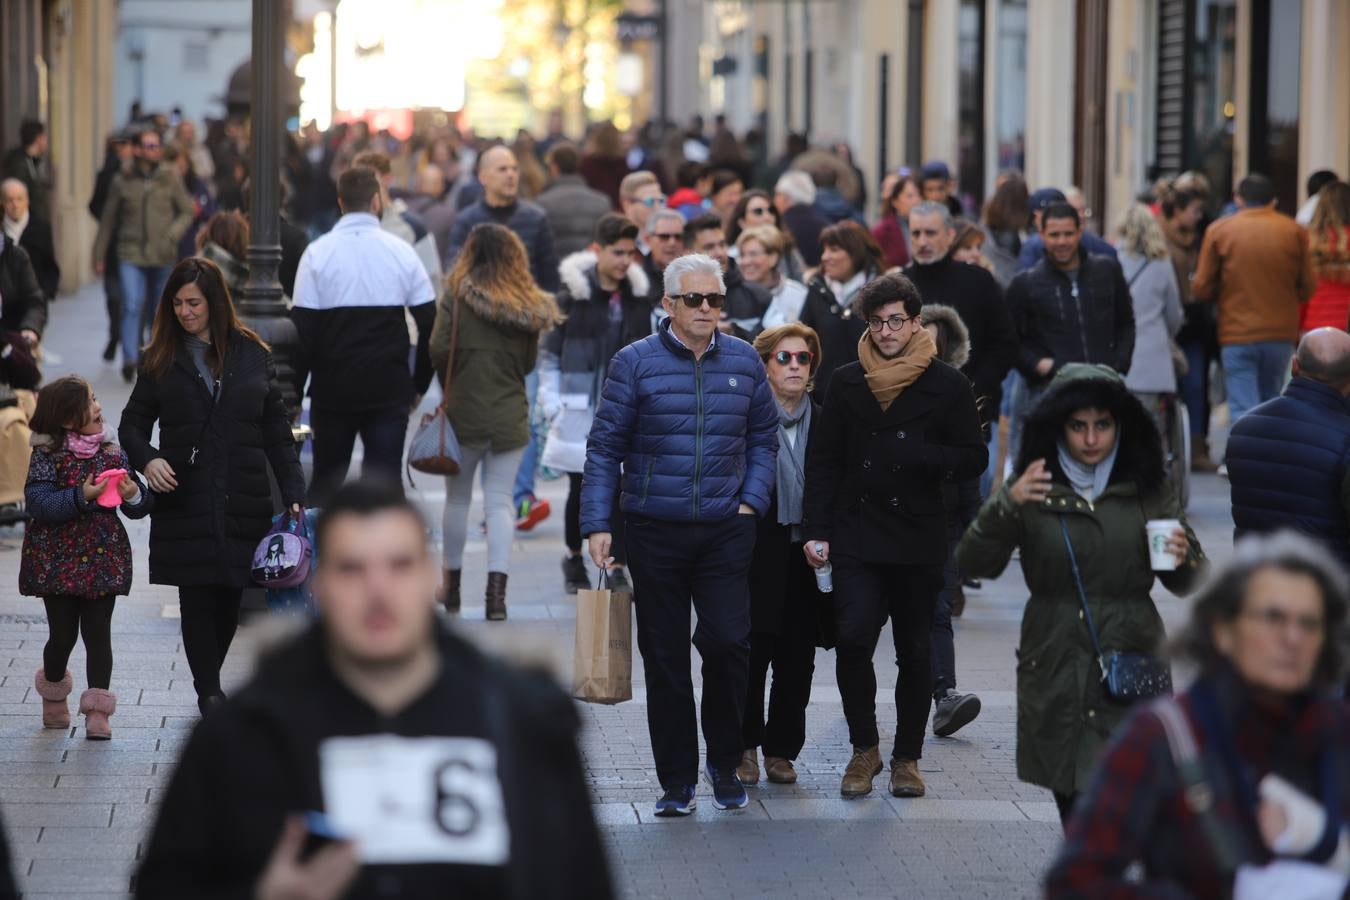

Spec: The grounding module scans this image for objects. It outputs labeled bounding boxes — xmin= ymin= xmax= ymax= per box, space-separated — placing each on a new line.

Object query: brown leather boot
xmin=889 ymin=757 xmax=926 ymax=797
xmin=840 ymin=745 xmax=882 ymax=798
xmin=736 ymin=749 xmax=760 ymax=784
xmin=764 ymin=756 xmax=797 ymax=784
xmin=1191 ymin=446 xmax=1219 ymax=473
xmin=441 ymin=569 xmax=462 ymax=614
xmin=485 ymin=572 xmax=507 ymax=621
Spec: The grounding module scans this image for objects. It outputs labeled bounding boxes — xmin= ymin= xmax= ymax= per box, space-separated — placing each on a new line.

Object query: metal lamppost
xmin=239 ymin=0 xmax=301 ymax=414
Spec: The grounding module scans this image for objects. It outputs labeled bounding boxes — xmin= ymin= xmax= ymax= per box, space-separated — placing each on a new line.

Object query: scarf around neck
xmin=1056 ymin=438 xmax=1119 ymax=502
xmin=856 ymin=327 xmax=936 ymax=411
xmin=774 ymin=396 xmax=811 ymax=527
xmin=65 ymin=429 xmax=105 ymax=459
xmin=2 ymin=211 xmax=28 ymax=243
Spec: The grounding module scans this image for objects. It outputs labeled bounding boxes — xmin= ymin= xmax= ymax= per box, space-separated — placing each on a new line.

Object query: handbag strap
xmin=1059 ymin=515 xmax=1109 ymax=679
xmin=438 ymin=293 xmax=460 ymax=412
xmin=596 ymin=564 xmax=610 ymax=591
xmin=1126 ymin=257 xmax=1153 ymax=289
xmin=1153 ymin=696 xmax=1246 ymax=876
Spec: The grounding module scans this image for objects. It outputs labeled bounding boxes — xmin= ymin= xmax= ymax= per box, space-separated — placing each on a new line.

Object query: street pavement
xmin=0 ymin=282 xmax=1239 ymax=898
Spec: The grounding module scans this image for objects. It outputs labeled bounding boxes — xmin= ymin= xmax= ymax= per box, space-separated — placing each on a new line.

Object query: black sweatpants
xmin=833 ymin=559 xmax=942 ymax=761
xmin=42 ymin=595 xmax=116 ymax=689
xmin=743 ymin=545 xmax=817 ymax=760
xmin=625 ymin=513 xmax=755 ymax=789
xmin=178 ymin=585 xmax=244 ymax=700
xmin=564 ymin=473 xmax=626 ymax=564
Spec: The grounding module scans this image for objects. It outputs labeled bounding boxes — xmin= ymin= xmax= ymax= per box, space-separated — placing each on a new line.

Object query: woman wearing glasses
xmin=727 ymin=189 xmax=806 ymax=281
xmin=737 ymin=323 xmax=831 ymax=787
xmin=801 ymin=273 xmax=987 ymax=799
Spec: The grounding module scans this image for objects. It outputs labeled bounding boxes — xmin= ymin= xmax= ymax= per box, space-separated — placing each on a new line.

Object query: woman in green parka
xmin=956 ymin=363 xmax=1206 ymax=825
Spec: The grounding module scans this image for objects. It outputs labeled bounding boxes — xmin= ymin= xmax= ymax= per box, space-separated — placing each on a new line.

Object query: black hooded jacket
xmin=136 ymin=624 xmax=614 ymax=900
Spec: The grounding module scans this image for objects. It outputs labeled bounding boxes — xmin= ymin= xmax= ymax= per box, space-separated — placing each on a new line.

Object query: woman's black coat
xmin=802 ymin=358 xmax=987 ymax=566
xmin=749 ymin=400 xmax=833 ymax=647
xmin=119 ymin=330 xmax=305 ymax=587
xmin=797 ymin=273 xmax=870 ymax=400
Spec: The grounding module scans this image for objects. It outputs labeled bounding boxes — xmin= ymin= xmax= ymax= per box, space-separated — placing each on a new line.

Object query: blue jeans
xmin=513 ymin=369 xmax=540 ymax=508
xmin=1220 ymin=341 xmax=1293 ymax=426
xmin=118 ymin=262 xmax=172 ymax=365
xmin=1179 ymin=337 xmax=1211 ymax=440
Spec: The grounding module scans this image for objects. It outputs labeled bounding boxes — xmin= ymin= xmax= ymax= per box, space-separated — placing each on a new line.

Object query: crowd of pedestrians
xmin=2 ymin=101 xmax=1350 ymax=896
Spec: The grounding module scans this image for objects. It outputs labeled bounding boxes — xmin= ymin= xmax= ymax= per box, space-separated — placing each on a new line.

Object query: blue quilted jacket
xmin=580 ymin=318 xmax=778 ymax=533
xmin=1226 ymin=376 xmax=1350 ymax=567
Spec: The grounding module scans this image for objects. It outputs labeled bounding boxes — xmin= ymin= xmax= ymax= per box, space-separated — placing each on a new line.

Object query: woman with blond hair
xmin=736 ymin=225 xmax=808 ymax=328
xmin=429 ymin=223 xmax=563 ymax=620
xmin=1300 ymin=181 xmax=1350 ymax=334
xmin=1116 ymin=203 xmax=1184 ymax=434
xmin=738 ymin=322 xmax=829 ymax=787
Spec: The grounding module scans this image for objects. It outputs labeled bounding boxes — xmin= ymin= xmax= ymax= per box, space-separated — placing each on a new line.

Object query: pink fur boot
xmin=34 ymin=668 xmax=73 ymax=729
xmin=78 ymin=688 xmax=116 ymax=741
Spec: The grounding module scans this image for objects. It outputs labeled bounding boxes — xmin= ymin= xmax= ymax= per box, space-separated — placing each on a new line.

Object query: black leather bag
xmin=1060 ymin=516 xmax=1173 ymax=703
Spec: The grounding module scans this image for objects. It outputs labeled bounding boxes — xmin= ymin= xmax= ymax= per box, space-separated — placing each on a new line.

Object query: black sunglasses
xmin=772 ymin=350 xmax=813 ymax=366
xmin=671 ymin=292 xmax=726 ymax=309
xmin=746 ymin=205 xmax=772 ymax=216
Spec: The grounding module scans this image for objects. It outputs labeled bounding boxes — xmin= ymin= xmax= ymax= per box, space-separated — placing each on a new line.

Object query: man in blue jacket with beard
xmin=583 ymin=252 xmax=778 ymax=816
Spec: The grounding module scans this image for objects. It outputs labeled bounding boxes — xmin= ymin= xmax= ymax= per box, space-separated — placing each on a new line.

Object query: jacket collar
xmin=333 ymin=212 xmax=379 ymax=231
xmin=657 ymin=315 xmax=717 ymax=358
xmin=1285 ymin=376 xmax=1350 ymax=411
xmin=836 ymin=360 xmax=943 ymax=424
xmin=558 ymin=250 xmax=651 ymax=300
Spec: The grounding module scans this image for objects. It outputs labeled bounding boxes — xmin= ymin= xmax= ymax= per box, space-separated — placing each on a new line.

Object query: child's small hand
xmin=117 ymin=475 xmax=138 ymax=502
xmin=81 ymin=474 xmax=101 ymax=502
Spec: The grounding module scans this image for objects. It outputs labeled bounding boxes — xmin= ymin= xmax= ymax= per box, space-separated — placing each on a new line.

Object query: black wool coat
xmin=798 ymin=274 xmax=868 ymax=401
xmin=119 ymin=331 xmax=305 ymax=588
xmin=803 ymin=358 xmax=987 ymax=566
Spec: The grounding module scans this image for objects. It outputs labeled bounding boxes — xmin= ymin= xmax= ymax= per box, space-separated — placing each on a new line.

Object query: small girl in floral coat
xmin=21 ymin=376 xmax=151 ymax=739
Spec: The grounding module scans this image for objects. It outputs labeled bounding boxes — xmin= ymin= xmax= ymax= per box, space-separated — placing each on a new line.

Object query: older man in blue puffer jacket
xmin=582 ymin=252 xmax=778 ymax=817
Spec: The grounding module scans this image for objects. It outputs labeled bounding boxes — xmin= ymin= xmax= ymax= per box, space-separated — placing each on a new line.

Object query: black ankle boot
xmin=485 ymin=572 xmax=508 ymax=621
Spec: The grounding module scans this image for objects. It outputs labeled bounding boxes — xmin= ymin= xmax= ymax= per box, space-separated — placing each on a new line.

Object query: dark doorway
xmin=1247 ymin=0 xmax=1302 ymax=215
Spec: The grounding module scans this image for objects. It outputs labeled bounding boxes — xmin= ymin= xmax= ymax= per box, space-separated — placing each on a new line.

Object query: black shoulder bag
xmin=1059 ymin=516 xmax=1172 ymax=702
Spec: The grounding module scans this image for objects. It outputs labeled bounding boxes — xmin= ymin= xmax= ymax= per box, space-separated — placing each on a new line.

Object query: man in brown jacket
xmin=91 ymin=128 xmax=196 ymax=381
xmin=1193 ymin=173 xmax=1316 ymax=426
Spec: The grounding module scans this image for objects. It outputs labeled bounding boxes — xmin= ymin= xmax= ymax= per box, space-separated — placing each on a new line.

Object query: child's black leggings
xmin=42 ymin=595 xmax=115 ymax=689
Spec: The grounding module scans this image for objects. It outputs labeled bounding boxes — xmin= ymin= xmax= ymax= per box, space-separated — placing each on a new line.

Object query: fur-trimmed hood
xmin=456 ymin=278 xmax=564 ymax=334
xmin=558 ymin=249 xmax=651 ymax=302
xmin=1016 ymin=363 xmax=1165 ymax=493
xmin=919 ymin=303 xmax=970 ymax=370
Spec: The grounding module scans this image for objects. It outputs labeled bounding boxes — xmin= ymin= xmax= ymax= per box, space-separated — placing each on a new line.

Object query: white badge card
xmin=320 ymin=735 xmax=511 ymax=866
xmin=560 ymin=393 xmax=590 ymax=411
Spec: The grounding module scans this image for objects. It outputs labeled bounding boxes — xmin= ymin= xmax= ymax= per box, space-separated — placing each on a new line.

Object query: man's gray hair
xmin=910 ymin=200 xmax=952 ymax=229
xmin=774 ymin=170 xmax=816 ymax=207
xmin=646 ymin=208 xmax=685 ymax=236
xmin=663 ymin=253 xmax=726 ymax=298
xmin=0 ymin=178 xmax=27 ymax=199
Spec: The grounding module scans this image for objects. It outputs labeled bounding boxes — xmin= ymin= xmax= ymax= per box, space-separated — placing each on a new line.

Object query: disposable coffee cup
xmin=1146 ymin=519 xmax=1182 ymax=571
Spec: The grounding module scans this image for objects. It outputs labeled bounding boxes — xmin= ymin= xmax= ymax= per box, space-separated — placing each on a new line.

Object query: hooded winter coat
xmin=135 ymin=623 xmax=614 ymax=900
xmin=429 ymin=276 xmax=563 ymax=452
xmin=118 ymin=331 xmax=306 ymax=588
xmin=538 ymin=250 xmax=651 ymax=473
xmin=956 ymin=365 xmax=1206 ymax=796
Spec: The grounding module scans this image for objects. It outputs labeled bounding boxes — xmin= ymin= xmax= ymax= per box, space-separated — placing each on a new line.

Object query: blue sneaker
xmin=705 ymin=764 xmax=748 ymax=810
xmin=654 ymin=784 xmax=697 ymax=817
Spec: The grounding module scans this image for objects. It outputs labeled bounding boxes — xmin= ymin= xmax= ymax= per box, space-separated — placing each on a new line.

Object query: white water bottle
xmin=813 ymin=543 xmax=833 ymax=593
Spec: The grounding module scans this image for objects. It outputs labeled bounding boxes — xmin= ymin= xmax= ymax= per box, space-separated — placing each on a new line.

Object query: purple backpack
xmin=251 ymin=508 xmax=313 ymax=589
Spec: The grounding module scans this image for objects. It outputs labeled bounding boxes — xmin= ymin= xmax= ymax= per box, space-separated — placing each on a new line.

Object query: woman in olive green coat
xmin=956 ymin=364 xmax=1205 ymax=824
xmin=429 ymin=223 xmax=563 ymax=619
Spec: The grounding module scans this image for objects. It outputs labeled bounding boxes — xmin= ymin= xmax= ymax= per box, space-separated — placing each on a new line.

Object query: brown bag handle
xmin=439 ymin=293 xmax=460 ymax=412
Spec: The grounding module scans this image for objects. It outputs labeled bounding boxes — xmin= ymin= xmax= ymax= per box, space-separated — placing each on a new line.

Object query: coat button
xmin=897 ymin=430 xmax=906 ymax=439
xmin=889 ymin=497 xmax=899 ymax=506
xmin=1087 ymin=710 xmax=1096 ymax=719
xmin=1057 ymin=498 xmax=1067 ymax=506
xmin=862 ymin=459 xmax=871 ymax=469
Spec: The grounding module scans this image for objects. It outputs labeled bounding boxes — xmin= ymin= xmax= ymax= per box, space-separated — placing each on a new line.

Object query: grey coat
xmin=535 ymin=175 xmax=614 ymax=259
xmin=1119 ymin=252 xmax=1183 ymax=394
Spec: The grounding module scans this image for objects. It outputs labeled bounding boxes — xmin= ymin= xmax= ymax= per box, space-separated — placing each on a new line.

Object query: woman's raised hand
xmin=1009 ymin=458 xmax=1053 ymax=506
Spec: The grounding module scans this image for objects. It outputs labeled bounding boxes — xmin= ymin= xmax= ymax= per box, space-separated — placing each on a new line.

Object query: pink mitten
xmin=94 ymin=469 xmax=127 ymax=508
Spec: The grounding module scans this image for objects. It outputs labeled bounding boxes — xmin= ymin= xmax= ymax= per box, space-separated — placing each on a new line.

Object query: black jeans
xmin=743 ymin=544 xmax=817 ymax=760
xmin=564 ymin=473 xmax=625 ymax=564
xmin=309 ymin=405 xmax=409 ymax=505
xmin=1054 ymin=791 xmax=1078 ymax=827
xmin=42 ymin=595 xmax=116 ymax=689
xmin=103 ymin=262 xmax=122 ymax=346
xmin=834 ymin=560 xmax=942 ymax=761
xmin=625 ymin=513 xmax=755 ymax=788
xmin=178 ymin=586 xmax=243 ymax=700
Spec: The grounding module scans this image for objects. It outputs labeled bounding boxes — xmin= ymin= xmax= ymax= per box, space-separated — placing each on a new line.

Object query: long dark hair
xmin=726 ymin=189 xmax=782 ymax=244
xmin=140 ymin=257 xmax=266 ymax=379
xmin=29 ymin=375 xmax=97 ymax=448
xmin=820 ymin=220 xmax=883 ymax=277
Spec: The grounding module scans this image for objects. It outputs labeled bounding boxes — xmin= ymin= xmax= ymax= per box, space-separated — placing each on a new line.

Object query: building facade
xmin=684 ymin=0 xmax=1350 ymax=229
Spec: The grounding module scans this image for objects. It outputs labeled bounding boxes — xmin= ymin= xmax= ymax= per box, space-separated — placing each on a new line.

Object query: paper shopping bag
xmin=572 ymin=571 xmax=632 ymax=704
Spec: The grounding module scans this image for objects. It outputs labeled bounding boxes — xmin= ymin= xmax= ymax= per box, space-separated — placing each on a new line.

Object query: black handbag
xmin=1059 ymin=516 xmax=1172 ymax=702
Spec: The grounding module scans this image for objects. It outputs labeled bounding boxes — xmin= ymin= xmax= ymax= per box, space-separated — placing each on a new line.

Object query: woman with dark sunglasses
xmin=736 ymin=323 xmax=832 ymax=787
xmin=727 ymin=189 xmax=806 ymax=281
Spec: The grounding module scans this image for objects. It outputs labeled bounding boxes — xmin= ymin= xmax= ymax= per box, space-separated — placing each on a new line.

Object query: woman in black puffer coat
xmin=120 ymin=257 xmax=304 ymax=715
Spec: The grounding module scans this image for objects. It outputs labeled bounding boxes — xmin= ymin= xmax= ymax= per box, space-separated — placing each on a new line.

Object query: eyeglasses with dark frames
xmin=670 ymin=292 xmax=726 ymax=309
xmin=866 ymin=314 xmax=913 ymax=333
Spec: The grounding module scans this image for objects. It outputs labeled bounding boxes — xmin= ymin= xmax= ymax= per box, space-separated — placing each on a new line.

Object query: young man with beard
xmin=802 ymin=273 xmax=987 ymax=798
xmin=136 ymin=480 xmax=612 ymax=900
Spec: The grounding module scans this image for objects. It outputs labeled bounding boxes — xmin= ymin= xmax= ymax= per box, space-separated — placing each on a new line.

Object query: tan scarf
xmin=857 ymin=327 xmax=936 ymax=411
